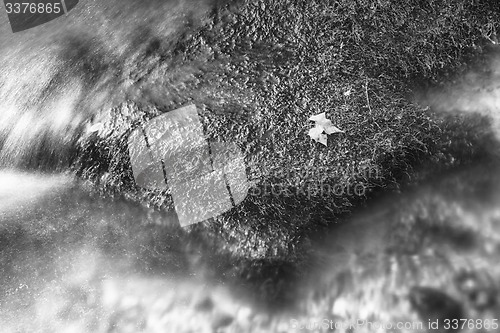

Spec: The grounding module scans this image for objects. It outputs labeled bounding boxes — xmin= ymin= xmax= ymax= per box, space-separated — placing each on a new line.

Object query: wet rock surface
xmin=1 ymin=0 xmax=500 ymax=332
xmin=1 ymin=161 xmax=500 ymax=332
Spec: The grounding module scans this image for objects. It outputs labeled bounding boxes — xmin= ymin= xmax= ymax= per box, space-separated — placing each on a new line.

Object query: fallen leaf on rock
xmin=308 ymin=112 xmax=344 ymax=146
xmin=308 ymin=127 xmax=327 ymax=146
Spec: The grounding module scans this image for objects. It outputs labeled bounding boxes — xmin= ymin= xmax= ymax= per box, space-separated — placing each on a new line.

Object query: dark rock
xmin=194 ymin=296 xmax=214 ymax=312
xmin=409 ymin=286 xmax=464 ymax=332
xmin=211 ymin=312 xmax=234 ymax=330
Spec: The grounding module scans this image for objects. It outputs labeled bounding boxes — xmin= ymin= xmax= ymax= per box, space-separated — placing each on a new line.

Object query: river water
xmin=1 ymin=1 xmax=500 ymax=332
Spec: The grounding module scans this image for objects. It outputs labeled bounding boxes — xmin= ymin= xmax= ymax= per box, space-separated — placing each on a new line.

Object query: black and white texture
xmin=0 ymin=0 xmax=500 ymax=332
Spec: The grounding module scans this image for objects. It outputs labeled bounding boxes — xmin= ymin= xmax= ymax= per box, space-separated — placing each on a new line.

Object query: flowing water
xmin=1 ymin=1 xmax=500 ymax=332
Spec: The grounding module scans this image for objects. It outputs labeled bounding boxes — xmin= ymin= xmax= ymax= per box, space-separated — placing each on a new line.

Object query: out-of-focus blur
xmin=0 ymin=0 xmax=500 ymax=332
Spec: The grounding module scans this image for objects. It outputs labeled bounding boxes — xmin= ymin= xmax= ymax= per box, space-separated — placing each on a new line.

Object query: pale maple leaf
xmin=308 ymin=112 xmax=344 ymax=146
xmin=308 ymin=126 xmax=328 ymax=146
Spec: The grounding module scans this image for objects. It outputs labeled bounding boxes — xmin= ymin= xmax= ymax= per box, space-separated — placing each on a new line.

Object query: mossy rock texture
xmin=72 ymin=0 xmax=500 ymax=260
